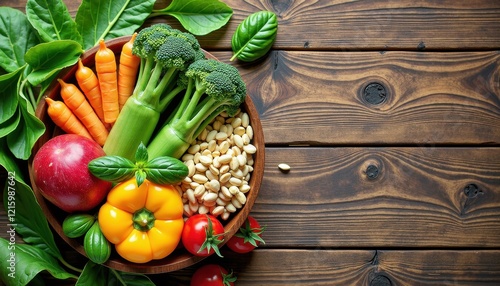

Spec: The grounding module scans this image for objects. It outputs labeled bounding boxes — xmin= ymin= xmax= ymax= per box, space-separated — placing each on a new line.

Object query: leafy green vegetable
xmin=0 ymin=7 xmax=40 ymax=73
xmin=89 ymin=142 xmax=189 ymax=186
xmin=231 ymin=10 xmax=278 ymax=62
xmin=2 ymin=161 xmax=61 ymax=259
xmin=24 ymin=40 xmax=84 ymax=85
xmin=149 ymin=0 xmax=233 ymax=36
xmin=0 ymin=67 xmax=23 ymax=125
xmin=76 ymin=262 xmax=156 ymax=286
xmin=26 ymin=0 xmax=82 ymax=43
xmin=75 ymin=0 xmax=156 ymax=50
xmin=0 ymin=238 xmax=77 ymax=286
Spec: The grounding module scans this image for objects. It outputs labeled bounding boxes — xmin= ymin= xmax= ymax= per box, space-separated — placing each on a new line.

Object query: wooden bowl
xmin=28 ymin=36 xmax=264 ymax=274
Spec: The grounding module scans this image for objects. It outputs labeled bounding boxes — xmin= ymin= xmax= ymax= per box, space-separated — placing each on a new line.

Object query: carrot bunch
xmin=45 ymin=34 xmax=140 ymax=147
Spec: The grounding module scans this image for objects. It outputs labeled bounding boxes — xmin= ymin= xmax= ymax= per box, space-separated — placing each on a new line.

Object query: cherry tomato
xmin=182 ymin=214 xmax=225 ymax=257
xmin=190 ymin=264 xmax=236 ymax=286
xmin=226 ymin=215 xmax=265 ymax=254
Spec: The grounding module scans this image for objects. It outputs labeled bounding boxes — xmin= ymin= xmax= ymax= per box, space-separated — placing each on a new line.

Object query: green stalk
xmin=103 ymin=96 xmax=160 ymax=160
xmin=147 ymin=122 xmax=191 ymax=159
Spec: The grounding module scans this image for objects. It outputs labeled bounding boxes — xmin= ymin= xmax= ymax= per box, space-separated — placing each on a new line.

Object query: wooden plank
xmin=1 ymin=147 xmax=499 ymax=249
xmin=158 ymin=249 xmax=500 ymax=285
xmin=251 ymin=147 xmax=500 ymax=248
xmin=210 ymin=50 xmax=500 ymax=146
xmin=9 ymin=1 xmax=500 ymax=50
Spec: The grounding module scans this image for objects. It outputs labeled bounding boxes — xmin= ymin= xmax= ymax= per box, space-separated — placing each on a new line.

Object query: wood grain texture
xmin=9 ymin=0 xmax=500 ymax=50
xmin=252 ymin=147 xmax=500 ymax=248
xmin=210 ymin=50 xmax=500 ymax=146
xmin=154 ymin=249 xmax=500 ymax=285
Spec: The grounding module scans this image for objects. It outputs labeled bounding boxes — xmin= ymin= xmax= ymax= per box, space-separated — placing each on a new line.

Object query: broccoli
xmin=147 ymin=59 xmax=247 ymax=159
xmin=103 ymin=23 xmax=205 ymax=160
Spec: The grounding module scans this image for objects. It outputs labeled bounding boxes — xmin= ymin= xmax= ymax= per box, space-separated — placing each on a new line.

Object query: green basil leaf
xmin=24 ymin=40 xmax=83 ymax=86
xmin=88 ymin=155 xmax=136 ymax=182
xmin=0 ymin=7 xmax=40 ymax=73
xmin=75 ymin=0 xmax=155 ymax=50
xmin=144 ymin=156 xmax=188 ymax=185
xmin=151 ymin=0 xmax=233 ymax=36
xmin=135 ymin=169 xmax=146 ymax=187
xmin=26 ymin=0 xmax=83 ymax=44
xmin=135 ymin=142 xmax=149 ymax=164
xmin=0 ymin=66 xmax=24 ymax=125
xmin=2 ymin=169 xmax=62 ymax=259
xmin=0 ymin=238 xmax=76 ymax=286
xmin=6 ymin=96 xmax=45 ymax=160
xmin=231 ymin=11 xmax=278 ymax=62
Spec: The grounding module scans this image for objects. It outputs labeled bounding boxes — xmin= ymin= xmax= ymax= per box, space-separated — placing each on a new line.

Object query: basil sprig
xmin=88 ymin=143 xmax=188 ymax=187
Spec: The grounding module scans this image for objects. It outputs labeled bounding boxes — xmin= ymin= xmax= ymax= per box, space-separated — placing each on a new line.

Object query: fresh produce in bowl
xmin=28 ymin=24 xmax=264 ymax=274
xmin=32 ymin=134 xmax=112 ymax=213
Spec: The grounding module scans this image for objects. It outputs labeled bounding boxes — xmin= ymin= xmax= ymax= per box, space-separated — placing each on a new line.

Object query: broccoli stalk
xmin=103 ymin=24 xmax=204 ymax=160
xmin=147 ymin=59 xmax=247 ymax=159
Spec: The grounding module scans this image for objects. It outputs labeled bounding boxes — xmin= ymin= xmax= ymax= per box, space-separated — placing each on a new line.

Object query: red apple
xmin=32 ymin=134 xmax=112 ymax=213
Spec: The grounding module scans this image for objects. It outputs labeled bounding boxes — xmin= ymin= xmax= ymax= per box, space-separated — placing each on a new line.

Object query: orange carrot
xmin=58 ymin=79 xmax=109 ymax=146
xmin=118 ymin=33 xmax=140 ymax=110
xmin=45 ymin=97 xmax=93 ymax=140
xmin=95 ymin=39 xmax=119 ymax=124
xmin=75 ymin=59 xmax=106 ymax=123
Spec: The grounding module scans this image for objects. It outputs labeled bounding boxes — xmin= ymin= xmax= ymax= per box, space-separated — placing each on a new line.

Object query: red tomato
xmin=226 ymin=215 xmax=265 ymax=253
xmin=190 ymin=264 xmax=236 ymax=286
xmin=182 ymin=214 xmax=225 ymax=257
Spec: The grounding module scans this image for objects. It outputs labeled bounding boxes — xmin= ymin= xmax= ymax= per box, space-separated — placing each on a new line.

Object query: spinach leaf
xmin=26 ymin=0 xmax=82 ymax=44
xmin=0 ymin=109 xmax=20 ymax=137
xmin=24 ymin=40 xmax=84 ymax=86
xmin=0 ymin=7 xmax=40 ymax=73
xmin=231 ymin=11 xmax=278 ymax=62
xmin=75 ymin=0 xmax=155 ymax=50
xmin=1 ymin=158 xmax=61 ymax=259
xmin=150 ymin=0 xmax=233 ymax=36
xmin=0 ymin=67 xmax=23 ymax=125
xmin=76 ymin=262 xmax=155 ymax=286
xmin=6 ymin=95 xmax=45 ymax=160
xmin=0 ymin=238 xmax=77 ymax=286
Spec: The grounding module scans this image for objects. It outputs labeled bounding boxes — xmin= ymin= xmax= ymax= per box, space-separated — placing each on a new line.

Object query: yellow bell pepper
xmin=98 ymin=177 xmax=184 ymax=263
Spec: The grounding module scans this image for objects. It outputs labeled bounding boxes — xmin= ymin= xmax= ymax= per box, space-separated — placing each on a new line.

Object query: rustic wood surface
xmin=1 ymin=0 xmax=500 ymax=285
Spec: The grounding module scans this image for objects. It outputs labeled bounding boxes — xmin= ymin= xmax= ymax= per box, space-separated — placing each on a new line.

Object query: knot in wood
xmin=366 ymin=164 xmax=379 ymax=179
xmin=363 ymin=83 xmax=387 ymax=105
xmin=370 ymin=275 xmax=392 ymax=286
xmin=464 ymin=183 xmax=481 ymax=198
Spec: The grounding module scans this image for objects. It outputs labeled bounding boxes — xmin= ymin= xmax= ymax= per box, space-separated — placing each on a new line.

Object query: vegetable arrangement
xmin=1 ymin=0 xmax=277 ymax=284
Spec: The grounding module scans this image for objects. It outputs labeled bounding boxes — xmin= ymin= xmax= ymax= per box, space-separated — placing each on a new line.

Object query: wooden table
xmin=1 ymin=0 xmax=500 ymax=285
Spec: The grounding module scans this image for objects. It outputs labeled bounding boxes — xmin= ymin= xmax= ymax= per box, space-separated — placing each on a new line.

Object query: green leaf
xmin=2 ymin=165 xmax=62 ymax=259
xmin=88 ymin=155 xmax=136 ymax=182
xmin=135 ymin=169 xmax=146 ymax=187
xmin=6 ymin=95 xmax=45 ymax=160
xmin=0 ymin=238 xmax=77 ymax=286
xmin=135 ymin=142 xmax=149 ymax=164
xmin=26 ymin=0 xmax=83 ymax=44
xmin=151 ymin=0 xmax=233 ymax=36
xmin=75 ymin=0 xmax=155 ymax=50
xmin=24 ymin=40 xmax=83 ymax=86
xmin=231 ymin=11 xmax=278 ymax=62
xmin=0 ymin=66 xmax=24 ymax=125
xmin=76 ymin=261 xmax=156 ymax=286
xmin=144 ymin=157 xmax=189 ymax=185
xmin=0 ymin=7 xmax=40 ymax=73
xmin=0 ymin=108 xmax=21 ymax=138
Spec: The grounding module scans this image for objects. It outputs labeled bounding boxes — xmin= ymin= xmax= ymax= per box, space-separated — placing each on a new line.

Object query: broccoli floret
xmin=131 ymin=24 xmax=201 ymax=108
xmin=147 ymin=59 xmax=247 ymax=159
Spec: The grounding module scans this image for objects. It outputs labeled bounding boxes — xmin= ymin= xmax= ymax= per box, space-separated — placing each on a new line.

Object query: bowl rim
xmin=28 ymin=35 xmax=265 ymax=274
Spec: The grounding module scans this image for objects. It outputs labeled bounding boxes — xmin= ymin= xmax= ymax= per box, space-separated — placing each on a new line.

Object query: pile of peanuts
xmin=176 ymin=109 xmax=256 ymax=220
